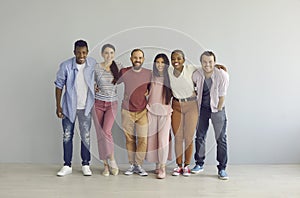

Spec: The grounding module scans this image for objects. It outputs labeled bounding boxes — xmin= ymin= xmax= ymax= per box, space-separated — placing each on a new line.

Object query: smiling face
xmin=171 ymin=52 xmax=185 ymax=71
xmin=155 ymin=57 xmax=166 ymax=75
xmin=102 ymin=47 xmax=115 ymax=63
xmin=74 ymin=46 xmax=88 ymax=64
xmin=130 ymin=50 xmax=144 ymax=70
xmin=201 ymin=54 xmax=215 ymax=74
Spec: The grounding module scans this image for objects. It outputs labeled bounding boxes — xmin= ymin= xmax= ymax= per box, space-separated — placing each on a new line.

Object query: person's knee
xmin=125 ymin=133 xmax=135 ymax=143
xmin=216 ymin=133 xmax=227 ymax=145
xmin=184 ymin=137 xmax=193 ymax=146
xmin=138 ymin=136 xmax=147 ymax=145
xmin=195 ymin=135 xmax=205 ymax=143
xmin=81 ymin=131 xmax=90 ymax=145
xmin=63 ymin=128 xmax=73 ymax=143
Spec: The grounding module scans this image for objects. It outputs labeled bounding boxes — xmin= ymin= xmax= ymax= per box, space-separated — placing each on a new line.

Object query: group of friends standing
xmin=54 ymin=39 xmax=229 ymax=180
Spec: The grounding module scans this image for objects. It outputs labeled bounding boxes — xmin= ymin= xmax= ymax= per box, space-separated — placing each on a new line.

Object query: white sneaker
xmin=124 ymin=164 xmax=135 ymax=175
xmin=82 ymin=165 xmax=92 ymax=176
xmin=57 ymin=166 xmax=72 ymax=177
xmin=135 ymin=165 xmax=148 ymax=176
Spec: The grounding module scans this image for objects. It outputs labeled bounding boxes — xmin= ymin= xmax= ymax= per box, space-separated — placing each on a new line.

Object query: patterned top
xmin=95 ymin=62 xmax=122 ymax=102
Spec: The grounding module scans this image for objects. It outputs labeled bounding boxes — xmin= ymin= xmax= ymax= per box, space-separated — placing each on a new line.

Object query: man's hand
xmin=56 ymin=106 xmax=64 ymax=118
xmin=55 ymin=87 xmax=64 ymax=118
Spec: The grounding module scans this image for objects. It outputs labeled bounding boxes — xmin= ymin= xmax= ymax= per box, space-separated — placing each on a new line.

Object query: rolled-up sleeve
xmin=54 ymin=63 xmax=66 ymax=89
xmin=218 ymin=70 xmax=229 ymax=96
xmin=192 ymin=70 xmax=198 ymax=83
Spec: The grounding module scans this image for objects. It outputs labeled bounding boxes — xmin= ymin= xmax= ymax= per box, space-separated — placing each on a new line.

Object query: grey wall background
xmin=0 ymin=0 xmax=300 ymax=165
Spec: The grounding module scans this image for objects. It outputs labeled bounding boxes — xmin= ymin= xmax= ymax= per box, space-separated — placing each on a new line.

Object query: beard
xmin=132 ymin=62 xmax=143 ymax=70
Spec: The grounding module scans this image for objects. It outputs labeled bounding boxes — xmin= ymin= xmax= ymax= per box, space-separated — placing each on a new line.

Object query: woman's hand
xmin=215 ymin=64 xmax=227 ymax=72
xmin=95 ymin=84 xmax=100 ymax=92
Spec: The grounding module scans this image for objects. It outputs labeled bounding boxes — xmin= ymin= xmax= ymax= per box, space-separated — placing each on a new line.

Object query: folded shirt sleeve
xmin=218 ymin=70 xmax=229 ymax=97
xmin=54 ymin=63 xmax=67 ymax=89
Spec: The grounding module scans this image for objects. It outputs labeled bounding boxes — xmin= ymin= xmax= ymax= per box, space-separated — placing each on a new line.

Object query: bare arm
xmin=55 ymin=87 xmax=64 ymax=118
xmin=217 ymin=96 xmax=225 ymax=111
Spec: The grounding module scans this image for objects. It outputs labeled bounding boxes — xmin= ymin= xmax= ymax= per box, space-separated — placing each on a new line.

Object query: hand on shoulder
xmin=215 ymin=64 xmax=227 ymax=72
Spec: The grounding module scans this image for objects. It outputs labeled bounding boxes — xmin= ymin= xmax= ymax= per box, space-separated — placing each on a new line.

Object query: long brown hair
xmin=152 ymin=53 xmax=172 ymax=105
xmin=101 ymin=44 xmax=119 ymax=85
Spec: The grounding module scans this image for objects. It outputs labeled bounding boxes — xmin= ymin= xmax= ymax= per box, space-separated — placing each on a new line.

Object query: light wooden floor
xmin=0 ymin=164 xmax=299 ymax=198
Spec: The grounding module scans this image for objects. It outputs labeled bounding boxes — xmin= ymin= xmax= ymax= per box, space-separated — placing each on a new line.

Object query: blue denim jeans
xmin=194 ymin=107 xmax=228 ymax=171
xmin=62 ymin=110 xmax=91 ymax=166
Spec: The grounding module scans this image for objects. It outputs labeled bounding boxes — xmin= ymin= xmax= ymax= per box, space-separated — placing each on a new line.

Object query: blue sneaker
xmin=191 ymin=165 xmax=204 ymax=174
xmin=218 ymin=170 xmax=229 ymax=180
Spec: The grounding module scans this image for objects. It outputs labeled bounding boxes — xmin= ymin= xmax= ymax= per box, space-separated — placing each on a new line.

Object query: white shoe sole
xmin=191 ymin=169 xmax=204 ymax=174
xmin=83 ymin=173 xmax=92 ymax=176
xmin=124 ymin=172 xmax=134 ymax=175
xmin=138 ymin=173 xmax=148 ymax=176
xmin=218 ymin=176 xmax=229 ymax=180
xmin=183 ymin=173 xmax=191 ymax=177
xmin=57 ymin=171 xmax=72 ymax=177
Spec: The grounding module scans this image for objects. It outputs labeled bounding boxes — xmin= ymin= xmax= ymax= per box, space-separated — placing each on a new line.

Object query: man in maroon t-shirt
xmin=118 ymin=49 xmax=152 ymax=176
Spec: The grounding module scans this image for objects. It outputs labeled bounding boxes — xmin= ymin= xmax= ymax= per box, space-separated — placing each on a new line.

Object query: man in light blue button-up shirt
xmin=54 ymin=40 xmax=96 ymax=177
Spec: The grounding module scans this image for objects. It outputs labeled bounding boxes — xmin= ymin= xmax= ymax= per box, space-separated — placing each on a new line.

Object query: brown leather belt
xmin=173 ymin=96 xmax=197 ymax=102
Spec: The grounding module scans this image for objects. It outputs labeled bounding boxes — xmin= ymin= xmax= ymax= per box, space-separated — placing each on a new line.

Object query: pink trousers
xmin=146 ymin=111 xmax=172 ymax=165
xmin=93 ymin=99 xmax=118 ymax=160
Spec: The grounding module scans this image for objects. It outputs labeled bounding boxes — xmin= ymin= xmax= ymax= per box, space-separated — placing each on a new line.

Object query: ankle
xmin=160 ymin=164 xmax=166 ymax=168
xmin=110 ymin=160 xmax=118 ymax=169
xmin=156 ymin=163 xmax=160 ymax=169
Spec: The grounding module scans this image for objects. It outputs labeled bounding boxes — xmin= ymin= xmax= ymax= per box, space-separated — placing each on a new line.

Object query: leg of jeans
xmin=122 ymin=109 xmax=136 ymax=165
xmin=77 ymin=110 xmax=91 ymax=166
xmin=211 ymin=108 xmax=228 ymax=171
xmin=171 ymin=101 xmax=184 ymax=167
xmin=194 ymin=107 xmax=211 ymax=166
xmin=135 ymin=109 xmax=148 ymax=165
xmin=183 ymin=101 xmax=199 ymax=166
xmin=62 ymin=116 xmax=75 ymax=167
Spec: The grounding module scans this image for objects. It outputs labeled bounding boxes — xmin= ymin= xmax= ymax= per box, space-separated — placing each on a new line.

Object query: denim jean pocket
xmin=212 ymin=110 xmax=225 ymax=122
